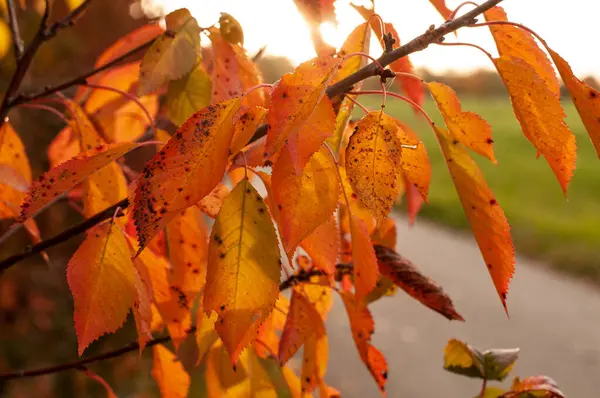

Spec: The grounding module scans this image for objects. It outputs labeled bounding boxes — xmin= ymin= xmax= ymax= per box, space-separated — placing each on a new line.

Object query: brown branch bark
xmin=0 ymin=0 xmax=504 ymax=271
xmin=0 ymin=265 xmax=351 ymax=381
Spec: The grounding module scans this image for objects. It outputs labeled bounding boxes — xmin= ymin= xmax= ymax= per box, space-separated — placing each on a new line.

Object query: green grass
xmin=358 ymin=96 xmax=600 ymax=281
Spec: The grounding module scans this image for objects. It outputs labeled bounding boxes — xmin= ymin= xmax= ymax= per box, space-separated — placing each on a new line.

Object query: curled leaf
xmin=505 ymin=376 xmax=565 ymax=398
xmin=443 ymin=338 xmax=519 ymax=381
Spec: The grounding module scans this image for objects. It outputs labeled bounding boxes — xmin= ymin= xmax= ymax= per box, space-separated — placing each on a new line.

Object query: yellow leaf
xmin=219 ymin=12 xmax=244 ymax=46
xmin=494 ymin=56 xmax=576 ymax=194
xmin=230 ymin=106 xmax=268 ymax=155
xmin=0 ymin=19 xmax=10 ymax=60
xmin=196 ymin=302 xmax=218 ymax=365
xmin=152 ymin=344 xmax=190 ymax=398
xmin=434 ymin=126 xmax=514 ymax=311
xmin=428 ymin=82 xmax=496 ymax=162
xmin=346 ymin=111 xmax=402 ymax=224
xmin=272 ymin=146 xmax=339 ymax=259
xmin=205 ymin=343 xmax=249 ymax=397
xmin=444 ymin=338 xmax=478 ymax=370
xmin=167 ymin=59 xmax=212 ymax=126
xmin=484 ymin=6 xmax=560 ymax=97
xmin=133 ymin=98 xmax=241 ymax=253
xmin=139 ymin=9 xmax=200 ymax=95
xmin=204 ymin=178 xmax=281 ymax=364
xmin=549 ymin=49 xmax=600 ymax=158
xmin=0 ymin=122 xmax=31 ymax=219
xmin=67 ymin=222 xmax=136 ymax=355
xmin=332 ymin=22 xmax=371 ymax=84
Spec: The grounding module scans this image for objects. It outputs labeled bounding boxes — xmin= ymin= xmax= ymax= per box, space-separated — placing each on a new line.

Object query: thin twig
xmin=0 ymin=264 xmax=351 ymax=381
xmin=6 ymin=0 xmax=24 ymax=59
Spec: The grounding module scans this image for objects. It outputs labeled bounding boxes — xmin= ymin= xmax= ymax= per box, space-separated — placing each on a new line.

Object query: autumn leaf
xmin=219 ymin=12 xmax=244 ymax=46
xmin=346 ymin=111 xmax=403 ymax=224
xmin=300 ymin=214 xmax=339 ymax=278
xmin=204 ymin=178 xmax=281 ymax=364
xmin=333 ymin=22 xmax=371 ymax=84
xmin=132 ymin=266 xmax=153 ymax=352
xmin=395 ymin=119 xmax=431 ymax=200
xmin=505 ymin=376 xmax=565 ymax=398
xmin=279 ymin=288 xmax=325 ymax=364
xmin=371 ymin=218 xmax=396 ymax=250
xmin=230 ymin=105 xmax=268 ymax=155
xmin=138 ymin=9 xmax=201 ymax=95
xmin=494 ymin=56 xmax=576 ymax=194
xmin=374 ymin=245 xmax=464 ymax=321
xmin=549 ymin=49 xmax=600 ymax=158
xmin=265 ymin=56 xmax=338 ymax=172
xmin=197 ymin=182 xmax=230 ymax=218
xmin=272 ymin=146 xmax=339 ymax=259
xmin=18 ymin=143 xmax=137 ymax=223
xmin=205 ymin=343 xmax=249 ymax=396
xmin=428 ymin=82 xmax=495 ymax=162
xmin=48 ymin=126 xmax=79 ymax=168
xmin=95 ymin=24 xmax=164 ymax=68
xmin=340 ymin=292 xmax=388 ymax=394
xmin=195 ymin=302 xmax=218 ymax=364
xmin=484 ymin=6 xmax=560 ymax=97
xmin=443 ymin=338 xmax=519 ymax=381
xmin=208 ymin=28 xmax=265 ymax=107
xmin=428 ymin=0 xmax=452 ymax=20
xmin=293 ymin=0 xmax=336 ymax=56
xmin=0 ymin=122 xmax=31 ymax=219
xmin=349 ymin=214 xmax=379 ymax=301
xmin=167 ymin=59 xmax=212 ymax=126
xmin=133 ymin=98 xmax=240 ymax=253
xmin=152 ymin=344 xmax=190 ymax=398
xmin=434 ymin=126 xmax=514 ymax=311
xmin=404 ymin=177 xmax=424 ymax=225
xmin=254 ymin=294 xmax=290 ymax=359
xmin=67 ymin=221 xmax=136 ymax=355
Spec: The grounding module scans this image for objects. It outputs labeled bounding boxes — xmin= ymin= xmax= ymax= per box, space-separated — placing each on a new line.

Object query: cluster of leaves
xmin=1 ymin=0 xmax=598 ymax=395
xmin=444 ymin=339 xmax=565 ymax=397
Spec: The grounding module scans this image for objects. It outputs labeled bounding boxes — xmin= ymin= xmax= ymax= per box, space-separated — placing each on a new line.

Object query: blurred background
xmin=1 ymin=0 xmax=599 ymax=396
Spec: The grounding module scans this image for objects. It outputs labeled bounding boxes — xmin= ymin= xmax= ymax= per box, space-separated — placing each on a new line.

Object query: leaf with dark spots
xmin=374 ymin=245 xmax=464 ymax=321
xmin=133 ymin=98 xmax=241 ymax=255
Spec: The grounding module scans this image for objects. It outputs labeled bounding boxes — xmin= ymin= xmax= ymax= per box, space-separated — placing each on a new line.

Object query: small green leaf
xmin=443 ymin=339 xmax=519 ymax=381
xmin=482 ymin=348 xmax=520 ymax=381
xmin=167 ymin=60 xmax=212 ymax=125
xmin=478 ymin=387 xmax=506 ymax=398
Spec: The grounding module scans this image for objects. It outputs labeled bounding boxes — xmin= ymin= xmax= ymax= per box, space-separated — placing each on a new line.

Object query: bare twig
xmin=0 ymin=264 xmax=352 ymax=381
xmin=6 ymin=0 xmax=24 ymax=59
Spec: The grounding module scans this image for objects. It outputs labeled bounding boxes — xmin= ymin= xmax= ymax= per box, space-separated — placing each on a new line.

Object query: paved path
xmin=323 ymin=216 xmax=600 ymax=397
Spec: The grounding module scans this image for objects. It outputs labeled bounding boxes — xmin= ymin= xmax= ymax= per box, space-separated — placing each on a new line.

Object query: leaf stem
xmin=448 ymin=1 xmax=481 ymax=20
xmin=350 ymin=90 xmax=435 ymax=127
xmin=435 ymin=41 xmax=494 ymax=63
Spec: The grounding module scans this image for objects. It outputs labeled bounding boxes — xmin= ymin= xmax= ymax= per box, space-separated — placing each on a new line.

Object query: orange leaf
xmin=506 ymin=376 xmax=565 ymax=398
xmin=195 ymin=302 xmax=218 ymax=364
xmin=494 ymin=56 xmax=576 ymax=194
xmin=429 ymin=0 xmax=452 ymax=20
xmin=371 ymin=218 xmax=396 ymax=250
xmin=265 ymin=56 xmax=338 ymax=171
xmin=133 ymin=98 xmax=241 ymax=254
xmin=230 ymin=105 xmax=268 ymax=154
xmin=484 ymin=6 xmax=560 ymax=97
xmin=48 ymin=125 xmax=80 ymax=168
xmin=301 ymin=329 xmax=329 ymax=394
xmin=0 ymin=122 xmax=31 ymax=219
xmin=549 ymin=49 xmax=600 ymax=158
xmin=272 ymin=146 xmax=339 ymax=259
xmin=95 ymin=24 xmax=164 ymax=69
xmin=374 ymin=245 xmax=464 ymax=321
xmin=279 ymin=288 xmax=325 ymax=364
xmin=346 ymin=111 xmax=402 ymax=224
xmin=67 ymin=222 xmax=136 ymax=355
xmin=339 ymin=291 xmax=388 ymax=395
xmin=198 ymin=182 xmax=230 ymax=218
xmin=428 ymin=82 xmax=496 ymax=162
xmin=132 ymin=266 xmax=153 ymax=352
xmin=404 ymin=177 xmax=424 ymax=225
xmin=300 ymin=214 xmax=339 ymax=278
xmin=209 ymin=28 xmax=266 ymax=107
xmin=332 ymin=22 xmax=371 ymax=84
xmin=18 ymin=143 xmax=137 ymax=223
xmin=152 ymin=344 xmax=190 ymax=398
xmin=204 ymin=178 xmax=281 ymax=364
xmin=349 ymin=215 xmax=379 ymax=301
xmin=434 ymin=126 xmax=514 ymax=311
xmin=395 ymin=119 xmax=431 ymax=201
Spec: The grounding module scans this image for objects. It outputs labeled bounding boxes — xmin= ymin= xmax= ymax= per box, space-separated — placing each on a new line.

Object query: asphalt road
xmin=323 ymin=216 xmax=600 ymax=397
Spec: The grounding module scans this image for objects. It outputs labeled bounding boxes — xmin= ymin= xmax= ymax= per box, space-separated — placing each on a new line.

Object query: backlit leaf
xmin=0 ymin=122 xmax=31 ymax=219
xmin=346 ymin=111 xmax=402 ymax=224
xmin=484 ymin=6 xmax=560 ymax=96
xmin=549 ymin=49 xmax=600 ymax=158
xmin=272 ymin=146 xmax=339 ymax=259
xmin=265 ymin=56 xmax=338 ymax=171
xmin=209 ymin=28 xmax=265 ymax=107
xmin=428 ymin=0 xmax=452 ymax=20
xmin=133 ymin=98 xmax=240 ymax=253
xmin=95 ymin=24 xmax=164 ymax=68
xmin=428 ymin=82 xmax=495 ymax=162
xmin=18 ymin=143 xmax=137 ymax=223
xmin=494 ymin=56 xmax=576 ymax=194
xmin=67 ymin=222 xmax=136 ymax=355
xmin=152 ymin=344 xmax=190 ymax=398
xmin=205 ymin=343 xmax=250 ymax=396
xmin=132 ymin=266 xmax=153 ymax=352
xmin=506 ymin=376 xmax=565 ymax=398
xmin=300 ymin=214 xmax=339 ymax=278
xmin=434 ymin=126 xmax=514 ymax=311
xmin=138 ymin=9 xmax=200 ymax=95
xmin=204 ymin=178 xmax=281 ymax=364
xmin=293 ymin=0 xmax=336 ymax=56
xmin=196 ymin=302 xmax=218 ymax=364
xmin=340 ymin=292 xmax=388 ymax=394
xmin=167 ymin=59 xmax=212 ymax=126
xmin=219 ymin=12 xmax=244 ymax=46
xmin=333 ymin=22 xmax=371 ymax=83
xmin=374 ymin=245 xmax=464 ymax=321
xmin=395 ymin=119 xmax=431 ymax=200
xmin=230 ymin=106 xmax=268 ymax=155
xmin=279 ymin=288 xmax=325 ymax=364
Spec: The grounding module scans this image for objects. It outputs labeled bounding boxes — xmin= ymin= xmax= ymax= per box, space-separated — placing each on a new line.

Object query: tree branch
xmin=0 ymin=264 xmax=351 ymax=381
xmin=0 ymin=0 xmax=505 ymax=270
xmin=6 ymin=0 xmax=24 ymax=60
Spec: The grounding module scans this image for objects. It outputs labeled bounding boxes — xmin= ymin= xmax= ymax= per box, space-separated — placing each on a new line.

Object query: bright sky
xmin=146 ymin=0 xmax=599 ymax=78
